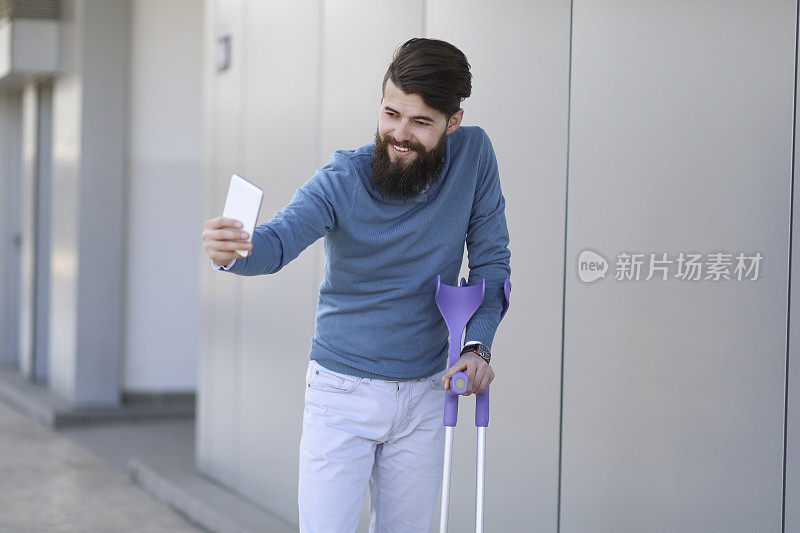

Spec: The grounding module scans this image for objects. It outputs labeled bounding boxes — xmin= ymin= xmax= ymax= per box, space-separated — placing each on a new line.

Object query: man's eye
xmin=385 ymin=111 xmax=396 ymax=117
xmin=416 ymin=121 xmax=431 ymax=127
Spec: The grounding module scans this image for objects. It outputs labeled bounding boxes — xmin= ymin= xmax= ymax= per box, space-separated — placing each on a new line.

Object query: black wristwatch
xmin=460 ymin=343 xmax=491 ymax=364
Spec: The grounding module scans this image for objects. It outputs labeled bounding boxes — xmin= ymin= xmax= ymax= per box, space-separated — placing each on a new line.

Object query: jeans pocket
xmin=428 ymin=370 xmax=447 ymax=391
xmin=308 ymin=363 xmax=360 ymax=393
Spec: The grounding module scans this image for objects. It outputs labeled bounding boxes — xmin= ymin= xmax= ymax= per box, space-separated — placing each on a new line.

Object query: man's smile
xmin=391 ymin=144 xmax=415 ymax=156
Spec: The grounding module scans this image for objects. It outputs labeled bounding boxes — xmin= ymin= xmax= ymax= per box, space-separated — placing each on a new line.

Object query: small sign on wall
xmin=216 ymin=35 xmax=231 ymax=72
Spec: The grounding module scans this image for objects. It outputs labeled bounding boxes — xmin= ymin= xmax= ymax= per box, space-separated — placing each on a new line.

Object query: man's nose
xmin=394 ymin=121 xmax=412 ymax=142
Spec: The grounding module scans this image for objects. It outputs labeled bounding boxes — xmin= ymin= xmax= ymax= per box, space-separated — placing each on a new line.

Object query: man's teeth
xmin=393 ymin=145 xmax=411 ymax=152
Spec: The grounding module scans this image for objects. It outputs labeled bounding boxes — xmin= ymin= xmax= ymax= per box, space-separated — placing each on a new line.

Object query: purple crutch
xmin=435 ymin=275 xmax=511 ymax=533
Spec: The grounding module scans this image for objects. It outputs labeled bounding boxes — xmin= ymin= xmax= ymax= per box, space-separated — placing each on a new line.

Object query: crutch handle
xmin=444 ymin=372 xmax=490 ymax=427
xmin=443 ymin=372 xmax=468 ymax=427
xmin=450 ymin=371 xmax=469 ymax=394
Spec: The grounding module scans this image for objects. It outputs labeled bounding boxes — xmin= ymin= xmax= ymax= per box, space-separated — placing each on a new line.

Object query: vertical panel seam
xmin=209 ymin=0 xmax=222 ymax=471
xmin=201 ymin=0 xmax=221 ymax=470
xmin=233 ymin=0 xmax=248 ymax=490
xmin=558 ymin=1 xmax=575 ymax=531
xmin=313 ymin=0 xmax=325 ymax=309
xmin=783 ymin=2 xmax=800 ymax=531
xmin=315 ymin=0 xmax=325 ymax=167
xmin=32 ymin=85 xmax=41 ymax=380
xmin=119 ymin=0 xmax=131 ymax=396
xmin=31 ymin=84 xmax=41 ymax=380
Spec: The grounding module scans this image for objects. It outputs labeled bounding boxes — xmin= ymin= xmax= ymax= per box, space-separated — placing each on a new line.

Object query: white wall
xmin=0 ymin=90 xmax=23 ymax=368
xmin=561 ymin=1 xmax=794 ymax=529
xmin=124 ymin=0 xmax=203 ymax=392
xmin=18 ymin=81 xmax=52 ymax=383
xmin=18 ymin=84 xmax=37 ymax=379
xmin=50 ymin=0 xmax=127 ymax=407
xmin=49 ymin=0 xmax=81 ymax=403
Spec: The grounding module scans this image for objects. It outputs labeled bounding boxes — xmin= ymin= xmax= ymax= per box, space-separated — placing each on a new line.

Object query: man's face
xmin=370 ymin=79 xmax=463 ymax=201
xmin=378 ymin=79 xmax=451 ymax=161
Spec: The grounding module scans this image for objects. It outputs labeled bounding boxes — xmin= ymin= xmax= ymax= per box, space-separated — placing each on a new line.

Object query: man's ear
xmin=445 ymin=108 xmax=464 ymax=136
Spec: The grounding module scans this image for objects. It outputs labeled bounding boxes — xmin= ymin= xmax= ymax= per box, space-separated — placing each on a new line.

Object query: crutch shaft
xmin=440 ymin=426 xmax=455 ymax=533
xmin=475 ymin=427 xmax=486 ymax=533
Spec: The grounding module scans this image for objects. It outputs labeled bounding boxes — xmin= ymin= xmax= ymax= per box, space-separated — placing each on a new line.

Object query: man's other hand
xmin=201 ymin=217 xmax=252 ymax=267
xmin=441 ymin=352 xmax=494 ymax=395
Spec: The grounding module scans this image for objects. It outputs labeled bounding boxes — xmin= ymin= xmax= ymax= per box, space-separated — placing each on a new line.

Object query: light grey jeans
xmin=298 ymin=359 xmax=447 ymax=533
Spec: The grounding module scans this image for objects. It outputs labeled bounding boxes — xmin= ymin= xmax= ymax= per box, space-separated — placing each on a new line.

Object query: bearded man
xmin=202 ymin=38 xmax=511 ymax=532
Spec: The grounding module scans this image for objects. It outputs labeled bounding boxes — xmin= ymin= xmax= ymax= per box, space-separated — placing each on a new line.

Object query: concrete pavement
xmin=0 ymin=366 xmax=297 ymax=533
xmin=0 ymin=398 xmax=203 ymax=532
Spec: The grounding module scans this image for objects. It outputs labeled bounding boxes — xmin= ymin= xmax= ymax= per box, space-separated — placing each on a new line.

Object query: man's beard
xmin=370 ymin=128 xmax=447 ymax=201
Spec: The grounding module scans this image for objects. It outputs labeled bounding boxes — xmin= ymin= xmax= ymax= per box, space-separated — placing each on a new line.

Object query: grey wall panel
xmin=196 ymin=0 xmax=217 ymax=492
xmin=0 ymin=90 xmax=22 ymax=368
xmin=49 ymin=0 xmax=80 ymax=401
xmin=197 ymin=0 xmax=222 ymax=489
xmin=563 ymin=1 xmax=795 ymax=531
xmin=124 ymin=0 xmax=203 ymax=392
xmin=196 ymin=0 xmax=245 ymax=489
xmin=72 ymin=0 xmax=126 ymax=406
xmin=235 ymin=0 xmax=321 ymax=525
xmin=18 ymin=84 xmax=36 ymax=379
xmin=426 ymin=2 xmax=570 ymax=531
xmin=33 ymin=82 xmax=53 ymax=383
xmin=18 ymin=81 xmax=52 ymax=384
xmin=319 ymin=0 xmax=424 ymax=160
xmin=48 ymin=0 xmax=127 ymax=407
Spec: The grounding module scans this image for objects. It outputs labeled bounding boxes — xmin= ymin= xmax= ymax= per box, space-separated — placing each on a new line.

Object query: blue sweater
xmin=224 ymin=125 xmax=510 ymax=380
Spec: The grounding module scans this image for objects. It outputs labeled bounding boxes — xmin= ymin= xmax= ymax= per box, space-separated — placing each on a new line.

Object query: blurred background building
xmin=0 ymin=0 xmax=798 ymax=532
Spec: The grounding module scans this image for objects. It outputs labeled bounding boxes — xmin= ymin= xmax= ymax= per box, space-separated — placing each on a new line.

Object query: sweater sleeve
xmin=464 ymin=129 xmax=511 ymax=348
xmin=223 ymin=153 xmax=351 ymax=276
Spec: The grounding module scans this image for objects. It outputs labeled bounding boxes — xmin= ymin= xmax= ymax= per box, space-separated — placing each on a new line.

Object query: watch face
xmin=475 ymin=344 xmax=490 ymax=361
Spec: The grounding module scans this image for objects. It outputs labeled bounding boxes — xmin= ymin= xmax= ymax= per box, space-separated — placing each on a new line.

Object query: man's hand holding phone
xmin=202 ymin=174 xmax=263 ymax=268
xmin=201 ymin=217 xmax=252 ymax=267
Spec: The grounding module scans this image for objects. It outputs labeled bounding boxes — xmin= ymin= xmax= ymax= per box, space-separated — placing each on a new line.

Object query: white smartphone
xmin=222 ymin=174 xmax=263 ymax=257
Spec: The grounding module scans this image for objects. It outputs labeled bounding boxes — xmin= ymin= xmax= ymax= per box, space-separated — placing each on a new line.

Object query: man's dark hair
xmin=382 ymin=38 xmax=472 ymax=119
